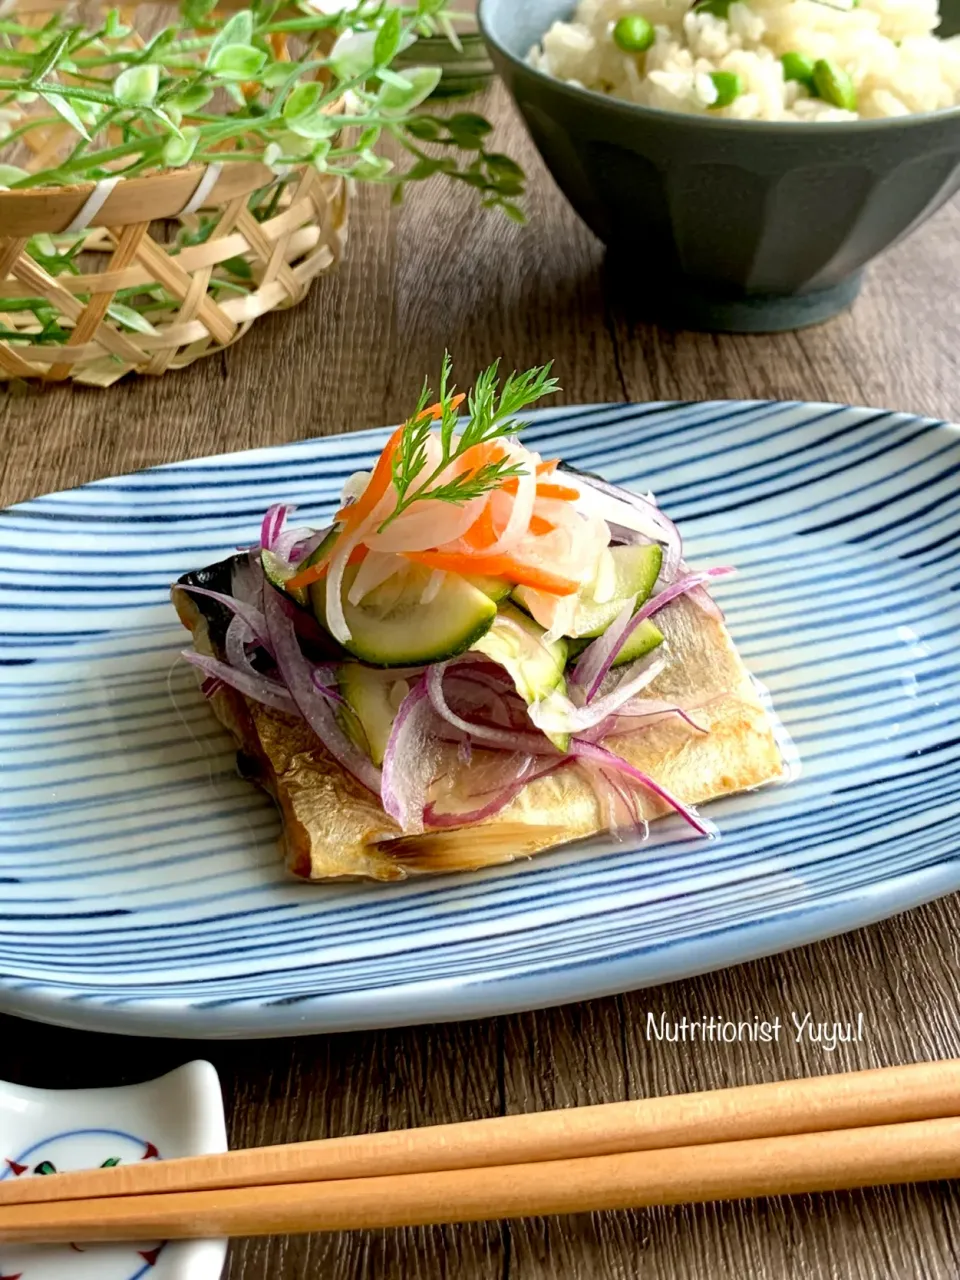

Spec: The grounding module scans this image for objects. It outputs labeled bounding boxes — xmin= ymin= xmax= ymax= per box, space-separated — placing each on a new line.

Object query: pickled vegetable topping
xmin=178 ymin=358 xmax=732 ymax=841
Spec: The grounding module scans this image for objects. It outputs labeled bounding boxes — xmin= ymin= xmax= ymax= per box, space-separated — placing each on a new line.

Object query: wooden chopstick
xmin=5 ymin=1116 xmax=960 ymax=1243
xmin=3 ymin=1060 xmax=960 ymax=1210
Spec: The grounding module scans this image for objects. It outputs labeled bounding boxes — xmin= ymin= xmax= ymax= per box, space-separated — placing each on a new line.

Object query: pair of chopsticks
xmin=4 ymin=1060 xmax=960 ymax=1243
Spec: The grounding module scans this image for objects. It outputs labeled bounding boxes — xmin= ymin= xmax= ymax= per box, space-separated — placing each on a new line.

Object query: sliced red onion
xmin=225 ymin=613 xmax=253 ymax=673
xmin=311 ymin=668 xmax=347 ymax=707
xmin=200 ymin=675 xmax=225 ymax=699
xmin=586 ymin=700 xmax=709 ymax=742
xmin=426 ymin=662 xmax=556 ymax=753
xmin=274 ymin=525 xmax=318 ymax=562
xmin=582 ymin=763 xmax=646 ymax=839
xmin=263 ymin=583 xmax=381 ymax=795
xmin=182 ymin=650 xmax=299 ymax=713
xmin=381 ymin=676 xmax=444 ymax=833
xmin=260 ymin=503 xmax=295 ymax=553
xmin=573 ymin=566 xmax=735 ymax=701
xmin=178 ymin=583 xmax=272 ymax=652
xmin=423 ymin=756 xmax=567 ymax=829
xmin=569 ymin=739 xmax=714 ymax=837
xmin=529 ymin=652 xmax=666 ymax=737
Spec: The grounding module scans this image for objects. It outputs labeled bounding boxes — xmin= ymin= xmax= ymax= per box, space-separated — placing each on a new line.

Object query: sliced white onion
xmin=347 ymin=549 xmax=403 ymax=606
xmin=564 ymin=472 xmax=682 ymax=583
xmin=478 ymin=439 xmax=537 ymax=557
xmin=420 ymin=569 xmax=446 ymax=605
xmin=365 ymin=496 xmax=485 ymax=553
xmin=341 ymin=470 xmax=371 ymax=504
xmin=573 ymin=567 xmax=734 ymax=701
xmin=381 ymin=676 xmax=444 ymax=833
xmin=529 ymin=653 xmax=666 ymax=736
xmin=591 ymin=547 xmax=617 ymax=604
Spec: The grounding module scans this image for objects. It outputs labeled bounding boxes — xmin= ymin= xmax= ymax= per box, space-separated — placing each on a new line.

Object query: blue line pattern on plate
xmin=0 ymin=401 xmax=957 ymax=1037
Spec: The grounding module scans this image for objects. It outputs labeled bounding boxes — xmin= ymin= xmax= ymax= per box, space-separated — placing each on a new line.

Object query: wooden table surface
xmin=3 ymin=81 xmax=960 ymax=1280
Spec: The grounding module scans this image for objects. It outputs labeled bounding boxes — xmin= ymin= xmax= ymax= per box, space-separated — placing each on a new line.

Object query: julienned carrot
xmin=285 ymin=546 xmax=367 ymax=592
xmin=529 ymin=514 xmax=556 ymax=536
xmin=462 ymin=502 xmax=498 ymax=550
xmin=501 ymin=478 xmax=579 ymax=501
xmin=405 ymin=551 xmax=579 ymax=596
xmin=335 ymin=426 xmax=405 ymax=526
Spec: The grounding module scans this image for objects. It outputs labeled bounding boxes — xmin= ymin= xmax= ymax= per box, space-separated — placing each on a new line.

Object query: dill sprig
xmin=378 ymin=355 xmax=559 ymax=531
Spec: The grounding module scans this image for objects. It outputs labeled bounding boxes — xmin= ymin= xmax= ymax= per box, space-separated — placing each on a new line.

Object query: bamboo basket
xmin=0 ymin=1 xmax=349 ymax=386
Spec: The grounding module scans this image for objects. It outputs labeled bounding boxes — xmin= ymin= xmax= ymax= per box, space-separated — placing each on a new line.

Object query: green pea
xmin=708 ymin=70 xmax=742 ymax=108
xmin=693 ymin=0 xmax=732 ymax=17
xmin=612 ymin=14 xmax=656 ymax=53
xmin=780 ymin=51 xmax=816 ymax=88
xmin=812 ymin=58 xmax=857 ymax=110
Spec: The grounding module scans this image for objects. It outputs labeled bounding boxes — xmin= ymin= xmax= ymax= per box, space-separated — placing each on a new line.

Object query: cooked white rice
xmin=528 ymin=0 xmax=960 ymax=119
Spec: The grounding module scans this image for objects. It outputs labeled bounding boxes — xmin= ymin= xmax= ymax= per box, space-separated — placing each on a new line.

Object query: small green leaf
xmin=485 ymin=153 xmax=524 ymax=178
xmin=448 ymin=112 xmax=493 ymax=139
xmin=378 ymin=65 xmax=441 ymax=114
xmin=107 ymin=302 xmax=158 ymax=334
xmin=404 ymin=157 xmax=442 ymax=181
xmin=182 ymin=0 xmax=217 ymax=25
xmin=104 ymin=9 xmax=129 ymax=38
xmin=351 ymin=150 xmax=393 ymax=180
xmin=207 ymin=9 xmax=253 ymax=65
xmin=283 ymin=81 xmax=323 ymax=121
xmin=162 ymin=126 xmax=198 ymax=167
xmin=262 ymin=61 xmax=295 ymax=88
xmin=100 ymin=1156 xmax=122 ymax=1168
xmin=41 ymin=91 xmax=90 ymax=140
xmin=376 ymin=67 xmax=414 ymax=91
xmin=374 ymin=9 xmax=403 ymax=66
xmin=210 ymin=44 xmax=266 ymax=80
xmin=404 ymin=115 xmax=442 ymax=141
xmin=0 ymin=164 xmax=30 ymax=188
xmin=285 ymin=109 xmax=339 ymax=140
xmin=114 ymin=63 xmax=159 ymax=106
xmin=356 ymin=124 xmax=381 ymax=149
xmin=501 ymin=201 xmax=526 ymax=224
xmin=222 ymin=255 xmax=253 ymax=279
xmin=328 ymin=29 xmax=377 ymax=81
xmin=31 ymin=31 xmax=70 ymax=84
xmin=34 ymin=1161 xmax=57 ymax=1176
xmin=170 ymin=83 xmax=213 ymax=112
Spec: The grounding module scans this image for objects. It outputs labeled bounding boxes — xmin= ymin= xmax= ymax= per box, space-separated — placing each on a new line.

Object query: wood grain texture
xmin=2 ymin=80 xmax=960 ymax=1279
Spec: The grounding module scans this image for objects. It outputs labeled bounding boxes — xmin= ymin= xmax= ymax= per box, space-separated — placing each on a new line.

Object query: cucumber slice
xmin=311 ymin=561 xmax=496 ymax=666
xmin=261 ymin=549 xmax=308 ymax=607
xmin=566 ymin=618 xmax=664 ymax=667
xmin=470 ymin=575 xmax=512 ymax=603
xmin=261 ymin=528 xmax=337 ymax=609
xmin=471 ymin=602 xmax=567 ymax=702
xmin=512 ymin=544 xmax=662 ymax=639
xmin=613 ymin=618 xmax=664 ymax=665
xmin=338 ymin=665 xmax=408 ymax=765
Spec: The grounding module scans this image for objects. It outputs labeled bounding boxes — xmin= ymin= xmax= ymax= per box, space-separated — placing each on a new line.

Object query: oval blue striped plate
xmin=0 ymin=400 xmax=957 ymax=1038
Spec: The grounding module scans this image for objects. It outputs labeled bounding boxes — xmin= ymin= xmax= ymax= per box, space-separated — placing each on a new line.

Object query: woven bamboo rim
xmin=0 ymin=2 xmax=348 ymax=385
